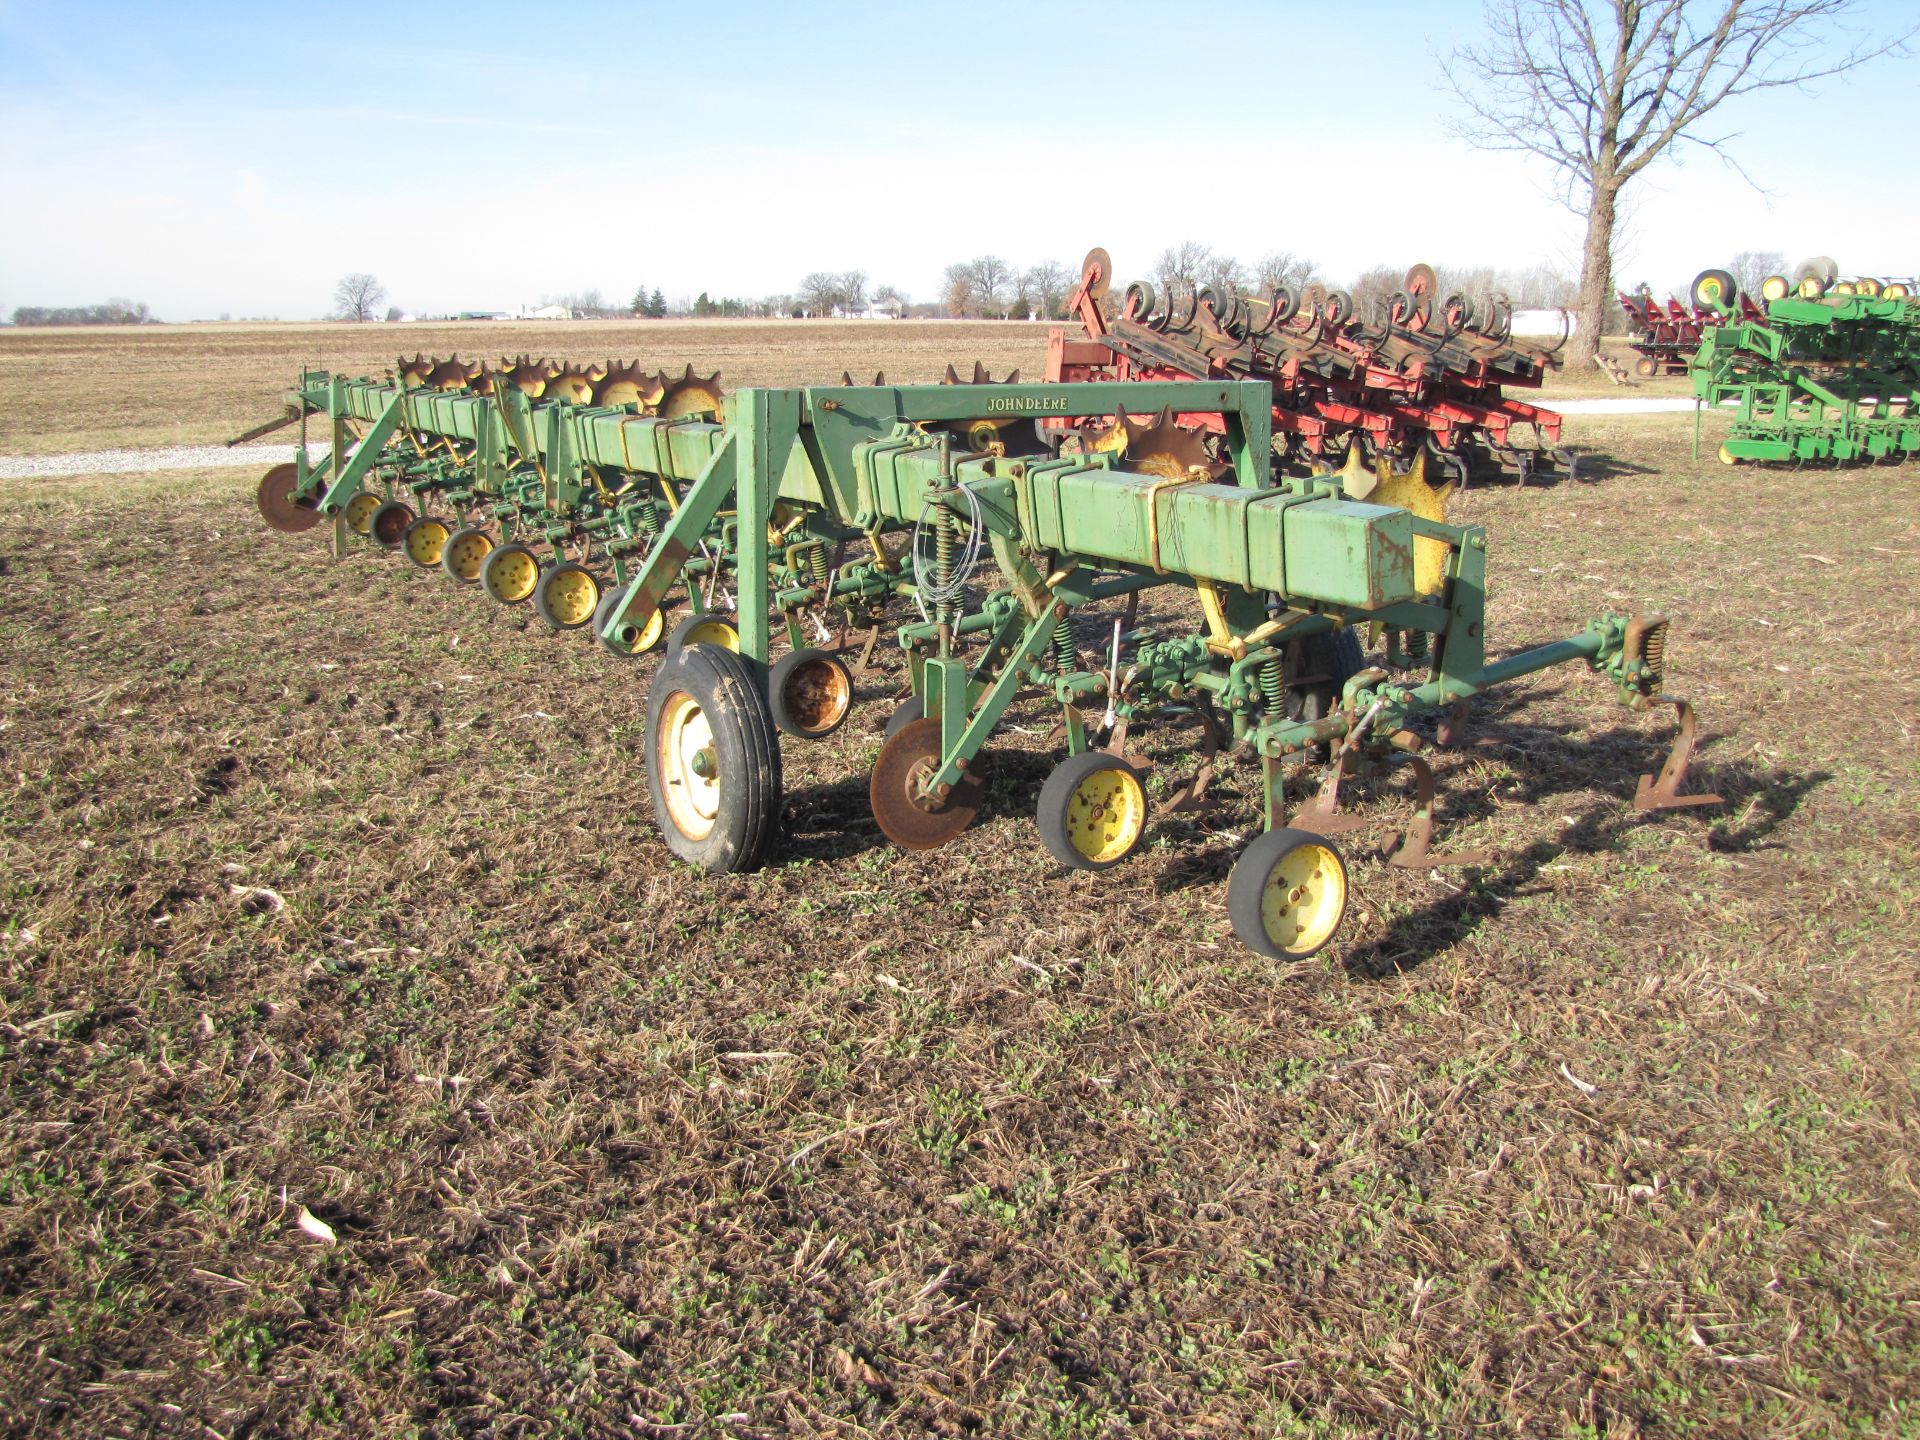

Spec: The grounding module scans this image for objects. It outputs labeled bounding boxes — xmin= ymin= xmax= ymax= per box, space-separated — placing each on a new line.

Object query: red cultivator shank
xmin=1046 ymin=248 xmax=1574 ymax=484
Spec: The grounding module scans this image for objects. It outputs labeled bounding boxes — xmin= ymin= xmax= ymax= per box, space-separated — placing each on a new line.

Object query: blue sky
xmin=1 ymin=0 xmax=1914 ymax=319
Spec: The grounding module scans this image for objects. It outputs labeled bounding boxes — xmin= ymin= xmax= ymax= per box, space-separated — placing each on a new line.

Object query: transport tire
xmin=645 ymin=643 xmax=782 ymax=872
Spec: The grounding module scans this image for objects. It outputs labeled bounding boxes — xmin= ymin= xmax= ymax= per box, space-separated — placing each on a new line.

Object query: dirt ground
xmin=0 ymin=324 xmax=1916 ymax=1438
xmin=0 ymin=316 xmax=1670 ymax=458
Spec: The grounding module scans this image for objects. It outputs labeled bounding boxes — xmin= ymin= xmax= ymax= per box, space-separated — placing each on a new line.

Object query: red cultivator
xmin=1616 ymin=287 xmax=1766 ymax=377
xmin=1046 ymin=248 xmax=1574 ymax=487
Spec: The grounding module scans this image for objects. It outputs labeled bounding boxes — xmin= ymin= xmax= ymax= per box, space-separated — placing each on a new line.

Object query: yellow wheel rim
xmin=1858 ymin=278 xmax=1882 ymax=298
xmin=447 ymin=532 xmax=493 ymax=580
xmin=406 ymin=521 xmax=450 ymax=567
xmin=1062 ymin=764 xmax=1146 ymax=866
xmin=635 ymin=607 xmax=666 ymax=652
xmin=485 ymin=548 xmax=540 ymax=604
xmin=1718 ymin=443 xmax=1739 ymax=466
xmin=344 ymin=493 xmax=381 ymax=535
xmin=683 ymin=619 xmax=739 ymax=652
xmin=1885 ymin=283 xmax=1911 ymax=299
xmin=1259 ymin=841 xmax=1346 ymax=958
xmin=656 ymin=690 xmax=720 ymax=842
xmin=543 ymin=568 xmax=600 ymax=627
xmin=1761 ymin=275 xmax=1789 ymax=302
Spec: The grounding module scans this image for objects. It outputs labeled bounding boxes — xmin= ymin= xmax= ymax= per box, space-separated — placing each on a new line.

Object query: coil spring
xmin=1406 ymin=628 xmax=1429 ymax=663
xmin=1642 ymin=619 xmax=1666 ymax=695
xmin=934 ymin=512 xmax=956 ymax=620
xmin=808 ymin=543 xmax=830 ymax=586
xmin=1258 ymin=656 xmax=1285 ymax=711
xmin=635 ymin=496 xmax=661 ymax=536
xmin=1052 ymin=614 xmax=1077 ymax=671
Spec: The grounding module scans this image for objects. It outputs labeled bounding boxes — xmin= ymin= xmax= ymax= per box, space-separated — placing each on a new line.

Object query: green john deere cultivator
xmin=1686 ymin=261 xmax=1920 ymax=465
xmin=246 ymin=359 xmax=1718 ymax=960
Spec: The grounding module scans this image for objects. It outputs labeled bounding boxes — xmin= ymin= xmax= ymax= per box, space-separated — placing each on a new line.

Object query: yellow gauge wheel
xmin=1884 ymin=282 xmax=1911 ymax=299
xmin=343 ymin=492 xmax=382 ymax=536
xmin=535 ymin=563 xmax=602 ymax=630
xmin=1228 ymin=828 xmax=1349 ymax=961
xmin=442 ymin=527 xmax=494 ymax=583
xmin=404 ymin=517 xmax=452 ymax=568
xmin=669 ymin=612 xmax=740 ymax=654
xmin=1718 ymin=443 xmax=1739 ymax=466
xmin=1037 ymin=752 xmax=1148 ymax=870
xmin=654 ymin=688 xmax=722 ymax=844
xmin=1760 ymin=274 xmax=1790 ymax=302
xmin=481 ymin=544 xmax=541 ymax=605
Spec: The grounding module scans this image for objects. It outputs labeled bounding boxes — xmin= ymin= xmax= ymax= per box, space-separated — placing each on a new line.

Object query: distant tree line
xmin=11 ymin=298 xmax=152 ymax=326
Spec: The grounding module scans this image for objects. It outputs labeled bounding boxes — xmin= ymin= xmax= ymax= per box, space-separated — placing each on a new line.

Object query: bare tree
xmin=1154 ymin=242 xmax=1211 ymax=306
xmin=872 ymin=284 xmax=907 ymax=316
xmin=1023 ymin=261 xmax=1070 ymax=319
xmin=1200 ymin=253 xmax=1250 ymax=301
xmin=1254 ymin=251 xmax=1317 ymax=294
xmin=942 ymin=263 xmax=977 ymax=317
xmin=969 ymin=256 xmax=1014 ymax=318
xmin=1447 ymin=1 xmax=1910 ymax=358
xmin=333 ymin=272 xmax=387 ymax=323
xmin=840 ymin=271 xmax=868 ymax=312
xmin=1348 ymin=265 xmax=1405 ymax=323
xmin=799 ymin=272 xmax=843 ymax=317
xmin=1727 ymin=248 xmax=1787 ymax=296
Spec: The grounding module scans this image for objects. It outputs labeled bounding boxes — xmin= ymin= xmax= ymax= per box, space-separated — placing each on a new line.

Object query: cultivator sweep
xmin=245 ymin=361 xmax=1716 ymax=960
xmin=1046 ymin=248 xmax=1574 ymax=488
xmin=1620 ymin=257 xmax=1915 ymax=377
xmin=1684 ymin=264 xmax=1920 ymax=465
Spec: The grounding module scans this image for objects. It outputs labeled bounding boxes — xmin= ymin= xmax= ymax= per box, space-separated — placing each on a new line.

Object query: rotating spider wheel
xmin=403 ymin=516 xmax=453 ymax=568
xmin=1227 ymin=828 xmax=1349 ymax=961
xmin=256 ymin=463 xmax=323 ymax=533
xmin=769 ymin=647 xmax=854 ymax=740
xmin=342 ymin=491 xmax=383 ymax=537
xmin=869 ymin=717 xmax=983 ymax=851
xmin=534 ymin=563 xmax=601 ymax=630
xmin=370 ymin=500 xmax=416 ymax=551
xmin=592 ymin=583 xmax=668 ymax=656
xmin=644 ymin=643 xmax=782 ymax=871
xmin=480 ymin=543 xmax=541 ymax=605
xmin=441 ymin=527 xmax=494 ymax=583
xmin=1036 ymin=751 xmax=1148 ymax=871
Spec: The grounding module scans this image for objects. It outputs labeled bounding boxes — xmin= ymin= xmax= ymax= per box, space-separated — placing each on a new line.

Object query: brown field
xmin=1 ymin=327 xmax=1916 ymax=1438
xmin=0 ymin=317 xmax=1675 ymax=458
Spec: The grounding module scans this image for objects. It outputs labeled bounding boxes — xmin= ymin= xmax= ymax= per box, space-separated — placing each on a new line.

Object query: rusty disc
xmin=869 ymin=717 xmax=982 ymax=851
xmin=257 ymin=463 xmax=322 ymax=533
xmin=1082 ymin=247 xmax=1112 ymax=302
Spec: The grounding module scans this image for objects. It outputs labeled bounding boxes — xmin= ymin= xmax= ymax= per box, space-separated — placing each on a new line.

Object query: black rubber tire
xmin=1036 ymin=750 xmax=1148 ymax=872
xmin=369 ymin=500 xmax=415 ymax=551
xmin=667 ymin=611 xmax=739 ymax=658
xmin=534 ymin=562 xmax=601 ymax=631
xmin=883 ymin=695 xmax=924 ymax=742
xmin=769 ymin=647 xmax=854 ymax=740
xmin=1288 ymin=628 xmax=1365 ymax=764
xmin=644 ymin=643 xmax=782 ymax=873
xmin=1227 ymin=827 xmax=1349 ymax=961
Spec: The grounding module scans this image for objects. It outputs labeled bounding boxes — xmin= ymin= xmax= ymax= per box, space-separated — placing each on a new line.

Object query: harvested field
xmin=1 ymin=326 xmax=1917 ymax=1438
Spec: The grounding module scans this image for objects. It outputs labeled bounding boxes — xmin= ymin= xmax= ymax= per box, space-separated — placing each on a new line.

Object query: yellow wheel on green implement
xmin=442 ymin=527 xmax=494 ymax=583
xmin=1036 ymin=751 xmax=1148 ymax=871
xmin=1228 ymin=828 xmax=1348 ymax=961
xmin=534 ymin=563 xmax=602 ymax=631
xmin=668 ymin=612 xmax=739 ymax=656
xmin=1718 ymin=444 xmax=1740 ymax=466
xmin=403 ymin=516 xmax=452 ymax=568
xmin=343 ymin=492 xmax=382 ymax=536
xmin=480 ymin=543 xmax=541 ymax=605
